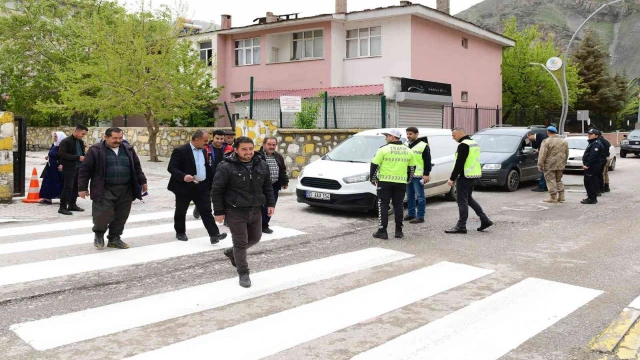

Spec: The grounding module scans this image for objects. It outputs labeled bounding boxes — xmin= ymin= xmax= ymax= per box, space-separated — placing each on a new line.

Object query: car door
xmin=519 ymin=137 xmax=538 ymax=180
xmin=424 ymin=135 xmax=457 ymax=196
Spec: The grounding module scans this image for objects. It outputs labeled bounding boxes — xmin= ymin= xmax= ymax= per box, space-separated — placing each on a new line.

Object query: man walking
xmin=78 ymin=128 xmax=147 ymax=249
xmin=259 ymin=137 xmax=289 ymax=234
xmin=212 ymin=137 xmax=275 ymax=288
xmin=446 ymin=127 xmax=493 ymax=234
xmin=223 ymin=131 xmax=236 ymax=154
xmin=526 ymin=130 xmax=549 ymax=192
xmin=596 ymin=130 xmax=612 ymax=193
xmin=58 ymin=124 xmax=88 ymax=215
xmin=537 ymin=126 xmax=569 ymax=204
xmin=168 ymin=130 xmax=227 ymax=244
xmin=370 ymin=129 xmax=417 ymax=240
xmin=581 ymin=129 xmax=605 ymax=205
xmin=404 ymin=127 xmax=431 ymax=224
xmin=193 ymin=130 xmax=231 ymax=220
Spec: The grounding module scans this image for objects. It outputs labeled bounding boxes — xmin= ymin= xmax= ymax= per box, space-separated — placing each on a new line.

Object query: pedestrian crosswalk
xmin=0 ymin=209 xmax=606 ymax=359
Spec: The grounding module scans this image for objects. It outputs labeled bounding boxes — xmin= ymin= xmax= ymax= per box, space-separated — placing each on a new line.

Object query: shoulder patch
xmin=595 ymin=148 xmax=599 ymax=151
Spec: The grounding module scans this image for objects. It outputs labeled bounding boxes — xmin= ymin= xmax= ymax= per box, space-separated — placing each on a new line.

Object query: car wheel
xmin=609 ymin=157 xmax=616 ymax=171
xmin=445 ymin=180 xmax=457 ymax=201
xmin=503 ymin=169 xmax=520 ymax=192
xmin=620 ymin=150 xmax=627 ymax=158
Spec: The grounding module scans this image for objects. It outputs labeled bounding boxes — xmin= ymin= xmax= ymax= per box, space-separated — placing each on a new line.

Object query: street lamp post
xmin=560 ymin=0 xmax=624 ymax=135
xmin=530 ymin=63 xmax=565 ymax=123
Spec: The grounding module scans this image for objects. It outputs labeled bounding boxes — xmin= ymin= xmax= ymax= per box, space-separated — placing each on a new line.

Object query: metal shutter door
xmin=398 ymin=104 xmax=443 ymax=128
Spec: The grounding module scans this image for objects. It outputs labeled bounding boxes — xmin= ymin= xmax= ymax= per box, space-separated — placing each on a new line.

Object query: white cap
xmin=381 ymin=129 xmax=402 ymax=139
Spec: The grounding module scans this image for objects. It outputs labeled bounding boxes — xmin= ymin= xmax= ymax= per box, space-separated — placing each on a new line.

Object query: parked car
xmin=473 ymin=126 xmax=548 ymax=192
xmin=296 ymin=128 xmax=459 ymax=212
xmin=620 ymin=130 xmax=640 ymax=158
xmin=565 ymin=136 xmax=617 ymax=171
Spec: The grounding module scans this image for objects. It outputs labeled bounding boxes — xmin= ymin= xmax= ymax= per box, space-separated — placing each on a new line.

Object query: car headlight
xmin=482 ymin=164 xmax=501 ymax=170
xmin=343 ymin=173 xmax=370 ymax=184
xmin=297 ymin=168 xmax=305 ymax=180
xmin=621 ymin=140 xmax=629 ymax=145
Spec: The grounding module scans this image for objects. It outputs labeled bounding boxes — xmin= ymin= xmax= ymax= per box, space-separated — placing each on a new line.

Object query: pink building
xmin=190 ymin=0 xmax=514 ymax=128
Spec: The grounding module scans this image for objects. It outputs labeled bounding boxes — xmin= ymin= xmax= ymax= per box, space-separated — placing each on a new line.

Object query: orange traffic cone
xmin=22 ymin=167 xmax=43 ymax=203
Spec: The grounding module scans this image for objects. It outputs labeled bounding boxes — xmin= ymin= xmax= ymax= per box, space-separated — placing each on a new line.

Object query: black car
xmin=473 ymin=126 xmax=548 ymax=192
xmin=620 ymin=130 xmax=640 ymax=158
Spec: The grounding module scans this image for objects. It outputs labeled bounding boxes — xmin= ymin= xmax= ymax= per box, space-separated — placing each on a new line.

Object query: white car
xmin=565 ymin=136 xmax=617 ymax=171
xmin=296 ymin=128 xmax=460 ymax=212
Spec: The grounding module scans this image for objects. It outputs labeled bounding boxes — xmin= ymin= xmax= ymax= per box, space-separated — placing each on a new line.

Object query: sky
xmin=148 ymin=0 xmax=486 ymax=28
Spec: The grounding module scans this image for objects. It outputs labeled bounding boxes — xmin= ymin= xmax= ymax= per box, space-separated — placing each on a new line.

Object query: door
xmin=398 ymin=104 xmax=443 ymax=128
xmin=518 ymin=138 xmax=538 ymax=180
xmin=424 ymin=135 xmax=458 ymax=196
xmin=13 ymin=116 xmax=26 ymax=197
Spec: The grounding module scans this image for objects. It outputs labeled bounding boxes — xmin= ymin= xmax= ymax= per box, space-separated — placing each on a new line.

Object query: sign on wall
xmin=400 ymin=78 xmax=452 ymax=97
xmin=280 ymin=96 xmax=302 ymax=113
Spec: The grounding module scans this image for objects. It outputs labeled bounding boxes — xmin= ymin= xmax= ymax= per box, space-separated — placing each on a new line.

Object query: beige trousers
xmin=544 ymin=170 xmax=565 ymax=196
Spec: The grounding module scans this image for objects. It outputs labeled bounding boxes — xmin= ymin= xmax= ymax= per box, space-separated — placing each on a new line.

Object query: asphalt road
xmin=1 ymin=153 xmax=639 ymax=360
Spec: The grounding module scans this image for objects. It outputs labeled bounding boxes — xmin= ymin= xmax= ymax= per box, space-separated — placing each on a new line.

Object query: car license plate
xmin=306 ymin=191 xmax=330 ymax=201
xmin=632 ymin=145 xmax=640 ymax=149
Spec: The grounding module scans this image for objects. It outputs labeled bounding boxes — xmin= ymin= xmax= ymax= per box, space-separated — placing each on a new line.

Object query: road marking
xmin=630 ymin=296 xmax=640 ymax=310
xmin=12 ymin=248 xmax=413 ymax=350
xmin=616 ymin=321 xmax=640 ymax=359
xmin=124 ymin=262 xmax=493 ymax=360
xmin=353 ymin=278 xmax=602 ymax=360
xmin=0 ymin=220 xmax=208 ymax=255
xmin=0 ymin=226 xmax=303 ymax=287
xmin=590 ymin=308 xmax=640 ymax=353
xmin=0 ymin=208 xmax=193 ymax=238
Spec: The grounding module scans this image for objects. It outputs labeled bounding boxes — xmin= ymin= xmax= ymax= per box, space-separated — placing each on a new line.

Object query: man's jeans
xmin=538 ymin=171 xmax=547 ymax=190
xmin=406 ymin=177 xmax=426 ymax=219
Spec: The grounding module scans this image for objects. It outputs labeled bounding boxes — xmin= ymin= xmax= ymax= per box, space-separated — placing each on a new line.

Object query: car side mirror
xmin=522 ymin=147 xmax=534 ymax=155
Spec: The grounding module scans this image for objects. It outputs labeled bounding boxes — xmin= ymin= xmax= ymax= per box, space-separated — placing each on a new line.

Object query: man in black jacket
xmin=581 ymin=129 xmax=605 ymax=204
xmin=596 ymin=130 xmax=612 ymax=193
xmin=211 ymin=136 xmax=276 ymax=288
xmin=58 ymin=124 xmax=88 ymax=215
xmin=258 ymin=137 xmax=289 ymax=234
xmin=78 ymin=128 xmax=147 ymax=249
xmin=168 ymin=130 xmax=227 ymax=244
xmin=526 ymin=130 xmax=549 ymax=192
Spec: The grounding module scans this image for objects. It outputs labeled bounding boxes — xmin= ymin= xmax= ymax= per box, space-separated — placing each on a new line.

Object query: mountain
xmin=457 ymin=0 xmax=640 ymax=80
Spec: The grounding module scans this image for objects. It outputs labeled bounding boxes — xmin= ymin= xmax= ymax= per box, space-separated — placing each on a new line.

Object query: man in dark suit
xmin=527 ymin=130 xmax=549 ymax=192
xmin=168 ymin=130 xmax=227 ymax=244
xmin=58 ymin=124 xmax=88 ymax=215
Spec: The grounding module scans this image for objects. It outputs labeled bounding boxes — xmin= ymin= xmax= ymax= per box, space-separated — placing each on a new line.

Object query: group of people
xmin=370 ymin=126 xmax=493 ymax=239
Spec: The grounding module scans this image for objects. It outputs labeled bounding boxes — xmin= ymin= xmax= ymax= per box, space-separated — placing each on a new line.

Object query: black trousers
xmin=377 ymin=182 xmax=406 ymax=229
xmin=174 ymin=182 xmax=220 ymax=236
xmin=227 ymin=209 xmax=262 ymax=273
xmin=584 ymin=167 xmax=600 ymax=200
xmin=261 ymin=182 xmax=281 ymax=228
xmin=456 ymin=178 xmax=490 ymax=229
xmin=60 ymin=168 xmax=79 ymax=207
xmin=92 ymin=184 xmax=133 ymax=238
xmin=595 ymin=162 xmax=605 ymax=192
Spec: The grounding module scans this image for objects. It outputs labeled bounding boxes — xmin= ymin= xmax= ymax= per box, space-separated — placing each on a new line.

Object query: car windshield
xmin=472 ymin=134 xmax=523 ymax=153
xmin=326 ymin=135 xmax=387 ymax=163
xmin=566 ymin=138 xmax=588 ymax=150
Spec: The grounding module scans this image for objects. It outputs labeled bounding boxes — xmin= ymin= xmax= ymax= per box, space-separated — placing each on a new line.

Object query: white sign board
xmin=577 ymin=110 xmax=589 ymax=121
xmin=546 ymin=57 xmax=563 ymax=71
xmin=280 ymin=96 xmax=302 ymax=113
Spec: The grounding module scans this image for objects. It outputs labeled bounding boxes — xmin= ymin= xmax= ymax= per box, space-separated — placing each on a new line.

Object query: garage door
xmin=398 ymin=104 xmax=443 ymax=128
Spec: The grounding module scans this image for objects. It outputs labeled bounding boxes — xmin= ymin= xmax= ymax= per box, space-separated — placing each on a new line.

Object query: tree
xmin=501 ymin=18 xmax=582 ymax=115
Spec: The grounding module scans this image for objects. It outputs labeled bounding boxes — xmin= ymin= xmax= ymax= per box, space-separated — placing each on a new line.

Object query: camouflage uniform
xmin=538 ymin=135 xmax=569 ymax=202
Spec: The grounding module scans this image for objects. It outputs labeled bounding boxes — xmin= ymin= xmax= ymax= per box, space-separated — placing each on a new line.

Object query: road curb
xmin=590 ymin=307 xmax=640 ymax=355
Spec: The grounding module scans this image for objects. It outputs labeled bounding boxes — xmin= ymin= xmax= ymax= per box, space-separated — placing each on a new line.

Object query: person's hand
xmin=142 ymin=184 xmax=148 ymax=192
xmin=447 ymin=180 xmax=454 ymax=187
xmin=79 ymin=191 xmax=88 ymax=199
xmin=534 ymin=149 xmax=539 ymax=153
xmin=422 ymin=176 xmax=430 ymax=184
xmin=538 ymin=166 xmax=543 ymax=172
xmin=215 ymin=215 xmax=225 ymax=224
xmin=283 ymin=185 xmax=288 ymax=190
xmin=267 ymin=207 xmax=275 ymax=217
xmin=57 ymin=165 xmax=63 ymax=171
xmin=45 ymin=156 xmax=49 ymax=160
xmin=583 ymin=166 xmax=589 ymax=170
xmin=370 ymin=180 xmax=377 ymax=187
xmin=79 ymin=156 xmax=85 ymax=162
xmin=184 ymin=175 xmax=194 ymax=183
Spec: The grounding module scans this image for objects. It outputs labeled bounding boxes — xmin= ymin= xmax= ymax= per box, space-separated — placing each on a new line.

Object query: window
xmin=271 ymin=47 xmax=279 ymax=63
xmin=199 ymin=41 xmax=213 ymax=66
xmin=462 ymin=37 xmax=469 ymax=49
xmin=346 ymin=26 xmax=381 ymax=58
xmin=235 ymin=38 xmax=260 ymax=66
xmin=461 ymin=91 xmax=469 ymax=102
xmin=292 ymin=30 xmax=323 ymax=60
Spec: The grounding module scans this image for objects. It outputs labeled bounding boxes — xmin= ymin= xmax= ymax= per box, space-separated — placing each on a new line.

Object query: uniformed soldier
xmin=446 ymin=127 xmax=493 ymax=234
xmin=537 ymin=126 xmax=569 ymax=203
xmin=581 ymin=128 xmax=605 ymax=204
xmin=370 ymin=129 xmax=417 ymax=240
xmin=404 ymin=127 xmax=432 ymax=224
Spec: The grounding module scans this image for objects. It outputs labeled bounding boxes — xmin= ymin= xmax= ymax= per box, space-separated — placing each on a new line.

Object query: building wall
xmin=410 ymin=16 xmax=503 ymax=108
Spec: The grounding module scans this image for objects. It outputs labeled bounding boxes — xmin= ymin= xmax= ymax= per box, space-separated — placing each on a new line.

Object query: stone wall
xmin=0 ymin=112 xmax=14 ymax=202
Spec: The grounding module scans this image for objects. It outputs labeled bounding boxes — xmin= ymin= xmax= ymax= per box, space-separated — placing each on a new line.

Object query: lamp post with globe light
xmin=530 ymin=61 xmax=565 ymax=125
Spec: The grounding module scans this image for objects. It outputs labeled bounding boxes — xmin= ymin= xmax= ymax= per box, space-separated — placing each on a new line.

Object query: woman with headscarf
xmin=39 ymin=131 xmax=66 ymax=204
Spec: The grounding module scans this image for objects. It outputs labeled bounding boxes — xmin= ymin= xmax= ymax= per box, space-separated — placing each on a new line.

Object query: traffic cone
xmin=22 ymin=168 xmax=43 ymax=203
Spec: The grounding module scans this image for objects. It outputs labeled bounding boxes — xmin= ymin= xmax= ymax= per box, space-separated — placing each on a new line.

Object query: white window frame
xmin=235 ymin=37 xmax=261 ymax=66
xmin=199 ymin=41 xmax=213 ymax=66
xmin=346 ymin=26 xmax=382 ymax=59
xmin=291 ymin=29 xmax=324 ymax=61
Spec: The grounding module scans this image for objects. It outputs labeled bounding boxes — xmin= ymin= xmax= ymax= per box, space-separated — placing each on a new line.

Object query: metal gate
xmin=13 ymin=116 xmax=26 ymax=197
xmin=397 ymin=104 xmax=443 ymax=128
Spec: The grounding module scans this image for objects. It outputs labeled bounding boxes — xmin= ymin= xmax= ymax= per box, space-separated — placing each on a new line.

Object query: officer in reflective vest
xmin=404 ymin=127 xmax=432 ymax=224
xmin=446 ymin=127 xmax=493 ymax=234
xmin=370 ymin=128 xmax=417 ymax=240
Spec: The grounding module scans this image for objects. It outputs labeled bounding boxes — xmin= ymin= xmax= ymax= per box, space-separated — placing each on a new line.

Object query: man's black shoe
xmin=58 ymin=208 xmax=72 ymax=216
xmin=210 ymin=233 xmax=227 ymax=244
xmin=239 ymin=272 xmax=251 ymax=288
xmin=107 ymin=236 xmax=130 ymax=249
xmin=395 ymin=230 xmax=404 ymax=239
xmin=445 ymin=227 xmax=467 ymax=234
xmin=403 ymin=215 xmax=416 ymax=221
xmin=193 ymin=208 xmax=200 ymax=219
xmin=262 ymin=227 xmax=274 ymax=234
xmin=597 ymin=192 xmax=603 ymax=197
xmin=581 ymin=198 xmax=597 ymax=205
xmin=409 ymin=218 xmax=425 ymax=224
xmin=68 ymin=204 xmax=85 ymax=212
xmin=176 ymin=233 xmax=188 ymax=241
xmin=223 ymin=248 xmax=236 ymax=268
xmin=373 ymin=229 xmax=389 ymax=240
xmin=604 ymin=184 xmax=611 ymax=192
xmin=477 ymin=221 xmax=494 ymax=232
xmin=531 ymin=188 xmax=546 ymax=192
xmin=94 ymin=234 xmax=105 ymax=249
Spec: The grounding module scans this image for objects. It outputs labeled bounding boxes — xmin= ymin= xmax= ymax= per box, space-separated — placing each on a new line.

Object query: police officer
xmin=370 ymin=129 xmax=417 ymax=240
xmin=596 ymin=130 xmax=612 ymax=193
xmin=581 ymin=128 xmax=605 ymax=204
xmin=404 ymin=127 xmax=431 ymax=224
xmin=446 ymin=127 xmax=493 ymax=234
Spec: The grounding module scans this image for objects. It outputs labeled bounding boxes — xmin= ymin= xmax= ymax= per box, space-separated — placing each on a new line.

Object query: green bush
xmin=294 ymin=100 xmax=320 ymax=129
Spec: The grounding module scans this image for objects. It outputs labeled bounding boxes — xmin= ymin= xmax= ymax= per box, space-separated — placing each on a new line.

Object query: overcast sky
xmin=149 ymin=0 xmax=485 ymax=27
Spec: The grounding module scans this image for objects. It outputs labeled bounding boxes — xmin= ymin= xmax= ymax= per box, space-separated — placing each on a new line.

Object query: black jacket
xmin=211 ymin=152 xmax=276 ymax=216
xmin=167 ymin=143 xmax=213 ymax=196
xmin=257 ymin=149 xmax=289 ymax=186
xmin=450 ymin=135 xmax=472 ymax=181
xmin=598 ymin=137 xmax=611 ymax=158
xmin=532 ymin=133 xmax=548 ymax=150
xmin=407 ymin=137 xmax=432 ymax=176
xmin=78 ymin=142 xmax=147 ymax=201
xmin=583 ymin=138 xmax=605 ymax=168
xmin=58 ymin=135 xmax=86 ymax=170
